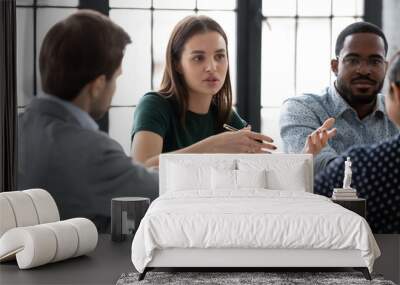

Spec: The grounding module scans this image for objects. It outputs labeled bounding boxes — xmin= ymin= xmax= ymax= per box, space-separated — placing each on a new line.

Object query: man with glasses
xmin=280 ymin=22 xmax=399 ymax=174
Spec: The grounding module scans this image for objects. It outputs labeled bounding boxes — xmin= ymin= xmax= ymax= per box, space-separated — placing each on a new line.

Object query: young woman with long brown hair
xmin=131 ymin=15 xmax=276 ymax=167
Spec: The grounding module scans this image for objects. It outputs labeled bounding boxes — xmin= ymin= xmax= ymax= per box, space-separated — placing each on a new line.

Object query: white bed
xmin=131 ymin=154 xmax=380 ymax=280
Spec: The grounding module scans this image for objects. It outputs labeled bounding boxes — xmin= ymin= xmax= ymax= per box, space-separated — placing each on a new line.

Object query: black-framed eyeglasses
xmin=340 ymin=56 xmax=385 ymax=69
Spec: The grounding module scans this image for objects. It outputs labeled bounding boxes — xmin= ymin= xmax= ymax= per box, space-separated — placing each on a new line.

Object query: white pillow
xmin=238 ymin=158 xmax=309 ymax=192
xmin=211 ymin=169 xmax=268 ymax=190
xmin=166 ymin=161 xmax=235 ymax=192
xmin=237 ymin=169 xmax=267 ymax=189
xmin=167 ymin=163 xmax=209 ymax=191
xmin=266 ymin=164 xmax=307 ymax=191
xmin=211 ymin=169 xmax=236 ymax=190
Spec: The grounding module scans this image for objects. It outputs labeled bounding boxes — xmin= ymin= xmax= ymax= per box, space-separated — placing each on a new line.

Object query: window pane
xmin=110 ymin=10 xmax=151 ymax=106
xmin=262 ymin=0 xmax=296 ymax=17
xmin=153 ymin=0 xmax=195 ymax=9
xmin=18 ymin=107 xmax=26 ymax=115
xmin=197 ymin=0 xmax=236 ymax=10
xmin=331 ymin=17 xmax=359 ymax=57
xmin=261 ymin=107 xmax=283 ymax=151
xmin=110 ymin=0 xmax=151 ymax=8
xmin=199 ymin=11 xmax=237 ymax=103
xmin=17 ymin=8 xmax=34 ymax=107
xmin=16 ymin=0 xmax=33 ymax=6
xmin=36 ymin=8 xmax=77 ymax=95
xmin=109 ymin=107 xmax=135 ymax=156
xmin=261 ymin=19 xmax=295 ymax=107
xmin=37 ymin=0 xmax=78 ymax=6
xmin=296 ymin=19 xmax=331 ymax=95
xmin=298 ymin=0 xmax=331 ymax=16
xmin=332 ymin=0 xmax=364 ymax=16
xmin=152 ymin=10 xmax=195 ymax=89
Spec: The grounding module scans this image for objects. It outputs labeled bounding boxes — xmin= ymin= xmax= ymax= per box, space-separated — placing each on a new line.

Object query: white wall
xmin=383 ymin=0 xmax=400 ymax=59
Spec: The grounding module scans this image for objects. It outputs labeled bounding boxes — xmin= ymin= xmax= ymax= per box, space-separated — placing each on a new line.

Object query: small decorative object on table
xmin=332 ymin=157 xmax=358 ymax=200
xmin=111 ymin=197 xmax=150 ymax=242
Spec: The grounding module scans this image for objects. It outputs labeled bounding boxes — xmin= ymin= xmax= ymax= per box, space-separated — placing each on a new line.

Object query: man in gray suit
xmin=18 ymin=10 xmax=158 ymax=232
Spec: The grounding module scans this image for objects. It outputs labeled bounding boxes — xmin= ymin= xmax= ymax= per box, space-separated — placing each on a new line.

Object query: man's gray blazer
xmin=18 ymin=98 xmax=158 ymax=231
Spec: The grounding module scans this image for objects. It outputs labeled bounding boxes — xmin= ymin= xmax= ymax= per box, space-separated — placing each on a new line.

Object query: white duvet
xmin=131 ymin=190 xmax=380 ymax=273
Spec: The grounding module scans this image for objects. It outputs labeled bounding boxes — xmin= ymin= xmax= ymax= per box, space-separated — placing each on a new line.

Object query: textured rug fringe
xmin=116 ymin=271 xmax=395 ymax=285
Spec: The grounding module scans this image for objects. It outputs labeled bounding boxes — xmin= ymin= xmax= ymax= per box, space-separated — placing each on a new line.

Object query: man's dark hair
xmin=388 ymin=51 xmax=400 ymax=85
xmin=335 ymin=21 xmax=388 ymax=57
xmin=39 ymin=10 xmax=131 ymax=101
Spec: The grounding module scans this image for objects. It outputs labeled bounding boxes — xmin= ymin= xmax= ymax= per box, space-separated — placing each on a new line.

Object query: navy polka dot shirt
xmin=314 ymin=134 xmax=400 ymax=234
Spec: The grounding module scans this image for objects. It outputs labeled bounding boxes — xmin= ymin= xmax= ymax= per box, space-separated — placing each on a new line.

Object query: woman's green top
xmin=132 ymin=92 xmax=247 ymax=153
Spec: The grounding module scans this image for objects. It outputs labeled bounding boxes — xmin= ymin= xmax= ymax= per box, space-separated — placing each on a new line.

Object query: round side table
xmin=111 ymin=197 xmax=150 ymax=242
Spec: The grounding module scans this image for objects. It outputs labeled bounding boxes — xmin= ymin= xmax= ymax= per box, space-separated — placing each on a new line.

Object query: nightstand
xmin=331 ymin=198 xmax=366 ymax=218
xmin=111 ymin=197 xmax=150 ymax=242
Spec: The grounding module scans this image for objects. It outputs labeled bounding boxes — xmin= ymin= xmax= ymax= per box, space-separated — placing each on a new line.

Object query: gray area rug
xmin=117 ymin=272 xmax=396 ymax=285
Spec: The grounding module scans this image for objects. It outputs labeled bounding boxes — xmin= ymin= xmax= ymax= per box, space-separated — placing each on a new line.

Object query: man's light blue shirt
xmin=39 ymin=93 xmax=99 ymax=131
xmin=279 ymin=85 xmax=399 ymax=174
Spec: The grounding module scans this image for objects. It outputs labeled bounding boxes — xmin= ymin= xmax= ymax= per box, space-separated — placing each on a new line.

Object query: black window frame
xmin=236 ymin=0 xmax=381 ymax=132
xmin=4 ymin=0 xmax=382 ymax=192
xmin=15 ymin=0 xmax=382 ymax=133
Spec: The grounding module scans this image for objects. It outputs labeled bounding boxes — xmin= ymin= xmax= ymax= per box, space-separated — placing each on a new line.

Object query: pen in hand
xmin=223 ymin=123 xmax=265 ymax=144
xmin=223 ymin=123 xmax=277 ymax=151
xmin=223 ymin=123 xmax=239 ymax=132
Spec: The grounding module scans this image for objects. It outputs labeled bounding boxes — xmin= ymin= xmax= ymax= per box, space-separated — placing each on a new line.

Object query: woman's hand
xmin=206 ymin=127 xmax=277 ymax=153
xmin=132 ymin=127 xmax=277 ymax=168
xmin=303 ymin=118 xmax=337 ymax=155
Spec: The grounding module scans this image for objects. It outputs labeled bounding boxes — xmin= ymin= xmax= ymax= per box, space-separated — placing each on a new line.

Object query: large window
xmin=16 ymin=0 xmax=374 ymax=154
xmin=261 ymin=0 xmax=363 ymax=148
xmin=16 ymin=0 xmax=237 ymax=155
xmin=16 ymin=0 xmax=78 ymax=113
xmin=108 ymin=0 xmax=237 ymax=154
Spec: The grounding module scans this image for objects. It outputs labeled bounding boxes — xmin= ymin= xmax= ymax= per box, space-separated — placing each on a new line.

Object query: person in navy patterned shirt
xmin=314 ymin=51 xmax=400 ymax=234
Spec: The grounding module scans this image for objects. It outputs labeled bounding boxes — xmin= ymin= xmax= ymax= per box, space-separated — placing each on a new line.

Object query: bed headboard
xmin=159 ymin=153 xmax=313 ymax=195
